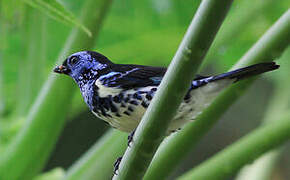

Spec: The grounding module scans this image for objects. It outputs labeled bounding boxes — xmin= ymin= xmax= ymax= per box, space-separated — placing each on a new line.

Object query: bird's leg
xmin=128 ymin=129 xmax=136 ymax=147
xmin=113 ymin=129 xmax=136 ymax=175
xmin=113 ymin=156 xmax=123 ymax=175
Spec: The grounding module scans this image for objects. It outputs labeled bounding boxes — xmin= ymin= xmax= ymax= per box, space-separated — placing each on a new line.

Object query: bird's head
xmin=54 ymin=51 xmax=113 ymax=80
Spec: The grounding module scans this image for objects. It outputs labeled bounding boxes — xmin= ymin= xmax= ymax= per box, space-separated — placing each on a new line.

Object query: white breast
xmin=95 ymin=79 xmax=122 ymax=97
xmin=93 ymin=79 xmax=233 ymax=133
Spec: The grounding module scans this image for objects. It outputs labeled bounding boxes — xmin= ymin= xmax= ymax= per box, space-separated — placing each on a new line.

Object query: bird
xmin=54 ymin=51 xmax=279 ymax=134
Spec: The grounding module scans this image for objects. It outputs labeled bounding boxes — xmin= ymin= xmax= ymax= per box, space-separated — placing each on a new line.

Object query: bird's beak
xmin=53 ymin=65 xmax=69 ymax=74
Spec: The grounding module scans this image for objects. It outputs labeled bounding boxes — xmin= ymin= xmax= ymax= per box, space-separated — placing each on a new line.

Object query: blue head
xmin=54 ymin=51 xmax=113 ymax=82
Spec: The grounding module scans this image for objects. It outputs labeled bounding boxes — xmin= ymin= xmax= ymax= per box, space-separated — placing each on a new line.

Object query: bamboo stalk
xmin=178 ymin=114 xmax=290 ymax=180
xmin=114 ymin=1 xmax=233 ymax=179
xmin=235 ymin=62 xmax=290 ymax=180
xmin=64 ymin=130 xmax=127 ymax=180
xmin=144 ymin=9 xmax=290 ymax=180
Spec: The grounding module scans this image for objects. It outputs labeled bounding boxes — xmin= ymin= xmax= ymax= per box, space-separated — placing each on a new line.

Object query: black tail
xmin=212 ymin=62 xmax=279 ymax=82
xmin=192 ymin=62 xmax=279 ymax=89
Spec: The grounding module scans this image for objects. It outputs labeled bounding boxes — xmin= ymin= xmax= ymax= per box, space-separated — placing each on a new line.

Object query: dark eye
xmin=70 ymin=56 xmax=79 ymax=65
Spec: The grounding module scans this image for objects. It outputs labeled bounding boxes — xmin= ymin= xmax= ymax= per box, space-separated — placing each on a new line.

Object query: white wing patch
xmin=95 ymin=68 xmax=139 ymax=97
xmin=95 ymin=79 xmax=122 ymax=97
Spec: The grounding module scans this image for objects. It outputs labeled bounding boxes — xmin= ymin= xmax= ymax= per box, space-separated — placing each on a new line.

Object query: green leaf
xmin=0 ymin=0 xmax=113 ymax=179
xmin=23 ymin=0 xmax=92 ymax=36
xmin=64 ymin=130 xmax=127 ymax=180
xmin=33 ymin=168 xmax=65 ymax=180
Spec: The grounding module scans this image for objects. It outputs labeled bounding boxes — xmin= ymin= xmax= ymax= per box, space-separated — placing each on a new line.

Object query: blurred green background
xmin=0 ymin=0 xmax=289 ymax=179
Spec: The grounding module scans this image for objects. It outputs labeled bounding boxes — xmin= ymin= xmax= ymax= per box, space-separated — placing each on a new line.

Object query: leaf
xmin=23 ymin=0 xmax=92 ymax=36
xmin=33 ymin=168 xmax=65 ymax=180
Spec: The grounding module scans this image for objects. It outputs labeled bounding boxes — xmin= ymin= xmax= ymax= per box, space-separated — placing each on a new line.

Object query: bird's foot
xmin=113 ymin=156 xmax=123 ymax=175
xmin=128 ymin=129 xmax=136 ymax=147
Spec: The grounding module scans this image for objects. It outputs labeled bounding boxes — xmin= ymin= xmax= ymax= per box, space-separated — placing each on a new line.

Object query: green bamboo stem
xmin=144 ymin=9 xmax=290 ymax=180
xmin=114 ymin=1 xmax=233 ymax=179
xmin=178 ymin=115 xmax=290 ymax=180
xmin=0 ymin=22 xmax=7 ymax=116
xmin=0 ymin=56 xmax=4 ymax=117
xmin=235 ymin=66 xmax=290 ymax=180
xmin=0 ymin=0 xmax=113 ymax=180
xmin=64 ymin=130 xmax=127 ymax=180
xmin=0 ymin=52 xmax=4 ymax=117
xmin=17 ymin=8 xmax=46 ymax=116
xmin=235 ymin=150 xmax=281 ymax=180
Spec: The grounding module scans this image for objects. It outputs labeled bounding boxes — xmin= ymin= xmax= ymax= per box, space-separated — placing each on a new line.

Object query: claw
xmin=113 ymin=156 xmax=123 ymax=175
xmin=128 ymin=129 xmax=136 ymax=147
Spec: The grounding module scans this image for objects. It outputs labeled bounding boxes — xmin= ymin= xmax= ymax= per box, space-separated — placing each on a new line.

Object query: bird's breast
xmin=86 ymin=79 xmax=233 ymax=133
xmin=90 ymin=85 xmax=156 ymax=132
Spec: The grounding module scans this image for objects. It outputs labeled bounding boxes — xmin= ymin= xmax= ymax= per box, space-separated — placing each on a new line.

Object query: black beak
xmin=53 ymin=65 xmax=70 ymax=74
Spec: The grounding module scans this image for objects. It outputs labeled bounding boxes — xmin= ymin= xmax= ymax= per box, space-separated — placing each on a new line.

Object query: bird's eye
xmin=70 ymin=56 xmax=79 ymax=65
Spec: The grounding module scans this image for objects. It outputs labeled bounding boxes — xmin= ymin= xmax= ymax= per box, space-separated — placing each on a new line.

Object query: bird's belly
xmin=93 ymin=79 xmax=232 ymax=133
xmin=93 ymin=105 xmax=145 ymax=132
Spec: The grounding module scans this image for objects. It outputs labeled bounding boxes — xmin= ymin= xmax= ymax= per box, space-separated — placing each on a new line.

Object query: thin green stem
xmin=0 ymin=51 xmax=4 ymax=117
xmin=17 ymin=8 xmax=47 ymax=116
xmin=235 ymin=65 xmax=290 ymax=180
xmin=178 ymin=115 xmax=290 ymax=180
xmin=114 ymin=1 xmax=233 ymax=179
xmin=144 ymin=9 xmax=290 ymax=180
xmin=64 ymin=130 xmax=127 ymax=180
xmin=235 ymin=150 xmax=281 ymax=180
xmin=0 ymin=20 xmax=7 ymax=117
xmin=0 ymin=0 xmax=113 ymax=180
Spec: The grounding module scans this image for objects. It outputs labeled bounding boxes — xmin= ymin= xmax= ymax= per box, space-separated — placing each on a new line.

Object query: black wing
xmin=107 ymin=64 xmax=209 ymax=89
xmin=109 ymin=64 xmax=167 ymax=89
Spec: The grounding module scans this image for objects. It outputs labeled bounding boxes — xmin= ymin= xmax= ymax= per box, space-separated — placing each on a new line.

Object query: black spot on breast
xmin=100 ymin=108 xmax=107 ymax=116
xmin=100 ymin=99 xmax=110 ymax=110
xmin=124 ymin=111 xmax=130 ymax=116
xmin=146 ymin=94 xmax=152 ymax=100
xmin=141 ymin=101 xmax=148 ymax=108
xmin=124 ymin=97 xmax=130 ymax=103
xmin=133 ymin=93 xmax=142 ymax=100
xmin=151 ymin=88 xmax=157 ymax=91
xmin=128 ymin=106 xmax=134 ymax=112
xmin=94 ymin=85 xmax=99 ymax=90
xmin=130 ymin=100 xmax=138 ymax=105
xmin=184 ymin=92 xmax=191 ymax=101
xmin=113 ymin=96 xmax=121 ymax=103
xmin=110 ymin=103 xmax=117 ymax=112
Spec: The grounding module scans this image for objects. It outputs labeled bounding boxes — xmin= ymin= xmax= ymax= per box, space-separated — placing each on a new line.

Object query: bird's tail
xmin=211 ymin=62 xmax=279 ymax=82
xmin=192 ymin=62 xmax=279 ymax=88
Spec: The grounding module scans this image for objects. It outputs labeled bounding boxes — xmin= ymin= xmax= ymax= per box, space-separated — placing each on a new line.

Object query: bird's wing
xmin=108 ymin=64 xmax=167 ymax=89
xmin=102 ymin=64 xmax=209 ymax=89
